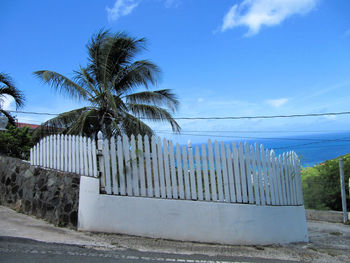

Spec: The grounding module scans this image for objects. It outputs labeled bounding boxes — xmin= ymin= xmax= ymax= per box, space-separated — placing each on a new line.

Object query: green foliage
xmin=0 ymin=72 xmax=25 ymax=125
xmin=302 ymin=154 xmax=350 ymax=211
xmin=0 ymin=125 xmax=34 ymax=160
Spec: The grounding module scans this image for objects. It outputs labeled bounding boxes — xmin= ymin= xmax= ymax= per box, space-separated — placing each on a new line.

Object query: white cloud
xmin=323 ymin=115 xmax=337 ymax=120
xmin=266 ymin=98 xmax=289 ymax=108
xmin=106 ymin=0 xmax=180 ymax=21
xmin=221 ymin=0 xmax=318 ymax=36
xmin=197 ymin=98 xmax=204 ymax=103
xmin=0 ymin=95 xmax=14 ymax=110
xmin=106 ymin=0 xmax=139 ymax=21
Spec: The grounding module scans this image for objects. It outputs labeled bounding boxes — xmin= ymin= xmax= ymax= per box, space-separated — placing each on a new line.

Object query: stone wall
xmin=0 ymin=155 xmax=80 ymax=228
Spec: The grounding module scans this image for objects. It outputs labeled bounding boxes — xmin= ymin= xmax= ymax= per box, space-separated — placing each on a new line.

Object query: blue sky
xmin=1 ymin=0 xmax=350 ymax=144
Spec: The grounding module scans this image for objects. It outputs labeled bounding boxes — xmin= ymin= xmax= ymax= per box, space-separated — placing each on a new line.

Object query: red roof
xmin=16 ymin=122 xmax=40 ymax=129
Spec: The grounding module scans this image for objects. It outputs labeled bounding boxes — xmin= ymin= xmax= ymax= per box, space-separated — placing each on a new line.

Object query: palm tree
xmin=0 ymin=73 xmax=25 ymax=125
xmin=34 ymin=30 xmax=180 ymax=138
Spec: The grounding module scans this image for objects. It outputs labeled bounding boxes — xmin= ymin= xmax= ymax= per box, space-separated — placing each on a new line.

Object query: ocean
xmin=236 ymin=132 xmax=350 ymax=167
xmin=187 ymin=132 xmax=350 ymax=168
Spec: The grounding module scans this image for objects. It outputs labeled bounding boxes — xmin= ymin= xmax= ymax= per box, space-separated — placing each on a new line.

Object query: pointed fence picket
xmin=163 ymin=139 xmax=172 ymax=198
xmin=176 ymin=143 xmax=185 ymax=199
xmin=238 ymin=142 xmax=248 ymax=203
xmin=144 ymin=135 xmax=152 ymax=198
xmin=188 ymin=142 xmax=197 ymax=200
xmin=214 ymin=141 xmax=224 ymax=202
xmin=260 ymin=145 xmax=271 ymax=205
xmin=169 ymin=141 xmax=178 ymax=199
xmin=182 ymin=145 xmax=191 ymax=200
xmin=207 ymin=140 xmax=217 ymax=201
xmin=117 ymin=136 xmax=126 ymax=195
xmin=29 ymin=132 xmax=304 ymax=206
xmin=245 ymin=143 xmax=254 ymax=204
xmin=201 ymin=144 xmax=211 ymax=201
xmin=226 ymin=146 xmax=236 ymax=203
xmin=157 ymin=137 xmax=166 ymax=199
xmin=221 ymin=142 xmax=230 ymax=203
xmin=130 ymin=135 xmax=140 ymax=197
xmin=232 ymin=143 xmax=242 ymax=203
xmin=138 ymin=135 xmax=146 ymax=197
xmin=255 ymin=143 xmax=265 ymax=205
xmin=151 ymin=136 xmax=160 ymax=198
xmin=195 ymin=146 xmax=203 ymax=201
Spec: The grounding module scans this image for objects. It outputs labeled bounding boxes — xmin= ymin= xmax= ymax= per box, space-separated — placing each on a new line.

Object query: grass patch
xmin=329 ymin=232 xmax=343 ymax=236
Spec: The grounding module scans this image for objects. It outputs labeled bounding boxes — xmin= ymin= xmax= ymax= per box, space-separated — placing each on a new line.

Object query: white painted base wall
xmin=78 ymin=176 xmax=309 ymax=245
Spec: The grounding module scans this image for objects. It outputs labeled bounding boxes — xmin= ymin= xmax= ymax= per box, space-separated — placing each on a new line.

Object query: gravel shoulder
xmin=0 ymin=206 xmax=349 ymax=263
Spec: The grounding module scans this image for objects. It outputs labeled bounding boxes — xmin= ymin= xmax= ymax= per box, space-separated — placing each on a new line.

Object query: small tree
xmin=0 ymin=125 xmax=34 ymax=159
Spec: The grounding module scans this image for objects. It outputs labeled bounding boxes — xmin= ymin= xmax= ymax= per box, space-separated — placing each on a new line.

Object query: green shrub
xmin=302 ymin=155 xmax=350 ymax=211
xmin=0 ymin=125 xmax=34 ymax=160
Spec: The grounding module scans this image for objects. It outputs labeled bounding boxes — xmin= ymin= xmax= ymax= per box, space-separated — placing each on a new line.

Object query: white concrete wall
xmin=78 ymin=176 xmax=309 ymax=245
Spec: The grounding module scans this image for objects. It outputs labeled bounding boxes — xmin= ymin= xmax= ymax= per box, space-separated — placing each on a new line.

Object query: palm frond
xmin=121 ymin=112 xmax=154 ymax=137
xmin=0 ymin=109 xmax=16 ymax=125
xmin=113 ymin=60 xmax=161 ymax=95
xmin=113 ymin=95 xmax=128 ymax=112
xmin=101 ymin=33 xmax=147 ymax=83
xmin=87 ymin=29 xmax=110 ymax=84
xmin=128 ymin=103 xmax=180 ymax=133
xmin=0 ymin=72 xmax=25 ymax=108
xmin=32 ymin=107 xmax=92 ymax=139
xmin=34 ymin=70 xmax=89 ymax=100
xmin=125 ymin=89 xmax=179 ymax=112
xmin=73 ymin=67 xmax=98 ymax=97
xmin=66 ymin=108 xmax=100 ymax=135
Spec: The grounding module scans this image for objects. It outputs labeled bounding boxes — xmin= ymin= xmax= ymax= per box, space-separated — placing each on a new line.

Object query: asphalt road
xmin=2 ymin=206 xmax=349 ymax=262
xmin=0 ymin=236 xmax=297 ymax=263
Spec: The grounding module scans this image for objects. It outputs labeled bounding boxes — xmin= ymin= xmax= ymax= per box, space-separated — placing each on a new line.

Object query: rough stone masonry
xmin=0 ymin=155 xmax=80 ymax=228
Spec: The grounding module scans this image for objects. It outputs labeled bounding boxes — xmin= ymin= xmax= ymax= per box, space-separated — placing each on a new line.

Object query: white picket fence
xmin=30 ymin=134 xmax=98 ymax=177
xmin=30 ymin=132 xmax=303 ymax=206
xmin=97 ymin=133 xmax=303 ymax=206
